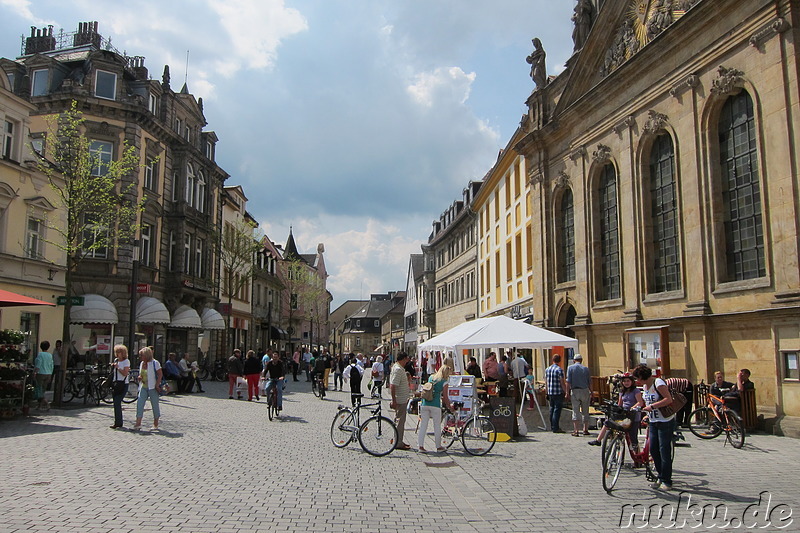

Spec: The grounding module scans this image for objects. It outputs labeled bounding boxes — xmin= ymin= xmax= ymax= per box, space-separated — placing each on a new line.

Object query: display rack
xmin=0 ymin=345 xmax=28 ymax=417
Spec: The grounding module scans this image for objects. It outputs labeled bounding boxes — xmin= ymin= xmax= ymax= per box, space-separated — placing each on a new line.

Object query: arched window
xmin=719 ymin=91 xmax=765 ymax=281
xmin=558 ymin=188 xmax=575 ymax=283
xmin=598 ymin=165 xmax=620 ymax=300
xmin=196 ymin=171 xmax=206 ymax=213
xmin=649 ymin=134 xmax=681 ymax=292
xmin=185 ymin=164 xmax=196 ymax=207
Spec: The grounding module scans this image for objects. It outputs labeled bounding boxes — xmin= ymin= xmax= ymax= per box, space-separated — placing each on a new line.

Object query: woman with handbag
xmin=370 ymin=355 xmax=385 ymax=398
xmin=109 ymin=344 xmax=131 ymax=429
xmin=134 ymin=347 xmax=163 ymax=431
xmin=632 ymin=364 xmax=676 ymax=491
xmin=417 ymin=357 xmax=454 ymax=453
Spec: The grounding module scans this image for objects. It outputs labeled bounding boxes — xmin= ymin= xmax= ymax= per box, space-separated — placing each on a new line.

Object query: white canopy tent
xmin=417 ymin=316 xmax=579 ymax=373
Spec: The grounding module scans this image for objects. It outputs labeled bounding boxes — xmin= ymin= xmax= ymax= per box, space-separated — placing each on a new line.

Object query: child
xmin=523 ymin=370 xmax=537 ymax=410
xmin=588 ymin=372 xmax=643 ymax=446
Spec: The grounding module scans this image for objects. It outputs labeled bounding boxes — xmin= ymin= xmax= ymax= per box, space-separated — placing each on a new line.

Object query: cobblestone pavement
xmin=1 ymin=377 xmax=798 ymax=533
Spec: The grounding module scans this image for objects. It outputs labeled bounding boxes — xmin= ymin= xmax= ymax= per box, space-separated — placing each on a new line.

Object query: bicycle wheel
xmin=311 ymin=378 xmax=320 ymax=398
xmin=123 ymin=381 xmax=138 ymax=403
xmin=319 ymin=380 xmax=326 ymax=400
xmin=725 ymin=410 xmax=745 ymax=449
xmin=602 ymin=433 xmax=625 ymax=492
xmin=198 ymin=368 xmax=210 ymax=381
xmin=61 ymin=379 xmax=74 ymax=403
xmin=358 ymin=415 xmax=398 ymax=456
xmin=688 ymin=407 xmax=722 ymax=439
xmin=331 ymin=408 xmax=355 ymax=447
xmin=97 ymin=378 xmax=112 ymax=404
xmin=440 ymin=412 xmax=458 ymax=449
xmin=268 ymin=394 xmax=275 ymax=421
xmin=461 ymin=416 xmax=496 ymax=456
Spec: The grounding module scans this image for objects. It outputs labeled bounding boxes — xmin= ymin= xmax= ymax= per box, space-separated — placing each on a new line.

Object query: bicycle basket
xmin=606 ymin=417 xmax=632 ymax=431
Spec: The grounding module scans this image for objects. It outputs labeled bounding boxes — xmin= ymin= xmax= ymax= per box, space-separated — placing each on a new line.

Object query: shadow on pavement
xmin=0 ymin=420 xmax=82 ymax=438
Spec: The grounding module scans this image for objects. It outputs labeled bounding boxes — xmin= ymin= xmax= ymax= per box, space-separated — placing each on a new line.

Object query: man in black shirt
xmin=263 ymin=350 xmax=285 ymax=412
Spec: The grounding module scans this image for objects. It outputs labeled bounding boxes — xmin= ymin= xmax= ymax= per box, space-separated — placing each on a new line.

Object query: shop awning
xmin=169 ymin=305 xmax=202 ymax=329
xmin=70 ymin=294 xmax=118 ymax=324
xmin=0 ymin=288 xmax=54 ymax=307
xmin=270 ymin=326 xmax=288 ymax=340
xmin=136 ymin=297 xmax=171 ymax=324
xmin=200 ymin=308 xmax=225 ymax=330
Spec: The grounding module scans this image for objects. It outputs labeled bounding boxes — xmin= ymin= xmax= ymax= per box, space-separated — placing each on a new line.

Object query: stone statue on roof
xmin=571 ymin=0 xmax=594 ymax=52
xmin=526 ymin=38 xmax=547 ymax=89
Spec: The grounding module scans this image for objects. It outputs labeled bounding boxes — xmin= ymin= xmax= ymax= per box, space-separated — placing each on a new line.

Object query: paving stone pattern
xmin=1 ymin=377 xmax=798 ymax=532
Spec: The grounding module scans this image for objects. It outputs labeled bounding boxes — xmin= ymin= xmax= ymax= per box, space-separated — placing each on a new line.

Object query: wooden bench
xmin=591 ymin=376 xmax=610 ymax=405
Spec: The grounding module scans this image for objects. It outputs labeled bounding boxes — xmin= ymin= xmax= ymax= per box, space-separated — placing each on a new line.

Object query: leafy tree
xmin=34 ymin=101 xmax=144 ymax=404
xmin=216 ymin=218 xmax=262 ymax=355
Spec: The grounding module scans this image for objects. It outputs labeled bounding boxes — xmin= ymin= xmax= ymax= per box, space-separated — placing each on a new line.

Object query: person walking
xmin=292 ymin=349 xmax=301 ymax=381
xmin=370 ymin=355 xmax=385 ymax=398
xmin=333 ymin=354 xmax=345 ymax=391
xmin=343 ymin=355 xmax=364 ymax=407
xmin=109 ymin=344 xmax=131 ymax=429
xmin=187 ymin=355 xmax=205 ymax=393
xmin=134 ymin=347 xmax=162 ymax=431
xmin=417 ymin=358 xmax=453 ymax=453
xmin=302 ymin=347 xmax=313 ymax=381
xmin=566 ymin=354 xmax=592 ymax=436
xmin=228 ymin=349 xmax=244 ymax=399
xmin=633 ymin=364 xmax=676 ymax=491
xmin=545 ymin=354 xmax=567 ymax=433
xmin=389 ymin=352 xmax=413 ymax=450
xmin=243 ymin=350 xmax=262 ymax=401
xmin=34 ymin=341 xmax=54 ymax=410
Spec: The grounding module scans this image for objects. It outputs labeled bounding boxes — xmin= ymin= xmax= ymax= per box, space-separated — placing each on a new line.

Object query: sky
xmin=0 ymin=0 xmax=576 ymax=310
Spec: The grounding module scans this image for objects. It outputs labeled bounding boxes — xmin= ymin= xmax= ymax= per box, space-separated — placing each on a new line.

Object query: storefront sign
xmin=96 ymin=335 xmax=111 ymax=355
xmin=56 ymin=296 xmax=84 ymax=306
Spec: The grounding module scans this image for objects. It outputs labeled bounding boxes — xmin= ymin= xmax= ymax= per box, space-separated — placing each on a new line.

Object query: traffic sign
xmin=56 ymin=296 xmax=84 ymax=306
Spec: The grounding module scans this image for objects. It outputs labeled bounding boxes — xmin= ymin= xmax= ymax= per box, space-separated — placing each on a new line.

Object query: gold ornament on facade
xmin=602 ymin=0 xmax=697 ymax=78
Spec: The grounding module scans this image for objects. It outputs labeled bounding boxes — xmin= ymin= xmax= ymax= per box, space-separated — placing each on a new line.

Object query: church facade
xmin=483 ymin=0 xmax=800 ymax=425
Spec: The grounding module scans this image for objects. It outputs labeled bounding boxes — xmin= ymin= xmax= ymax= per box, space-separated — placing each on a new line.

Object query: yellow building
xmin=0 ymin=68 xmax=65 ymax=353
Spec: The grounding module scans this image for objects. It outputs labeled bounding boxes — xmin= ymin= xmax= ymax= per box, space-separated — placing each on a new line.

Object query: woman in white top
xmin=134 ymin=347 xmax=163 ymax=431
xmin=110 ymin=344 xmax=130 ymax=429
xmin=632 ymin=364 xmax=675 ymax=491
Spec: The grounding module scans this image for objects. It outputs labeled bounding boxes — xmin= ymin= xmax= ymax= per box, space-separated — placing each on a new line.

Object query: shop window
xmin=783 ymin=351 xmax=799 ymax=381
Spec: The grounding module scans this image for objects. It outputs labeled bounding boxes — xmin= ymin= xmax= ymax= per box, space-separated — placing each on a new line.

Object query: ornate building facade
xmin=512 ymin=0 xmax=800 ymax=424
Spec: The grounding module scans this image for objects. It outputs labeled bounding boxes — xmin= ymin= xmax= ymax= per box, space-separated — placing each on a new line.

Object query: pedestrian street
xmin=1 ymin=378 xmax=798 ymax=533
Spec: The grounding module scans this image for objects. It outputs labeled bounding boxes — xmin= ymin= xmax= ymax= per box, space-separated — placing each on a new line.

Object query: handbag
xmin=659 ymin=390 xmax=687 ymax=417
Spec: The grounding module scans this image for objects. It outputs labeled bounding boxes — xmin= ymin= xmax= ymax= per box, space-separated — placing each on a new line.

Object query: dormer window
xmin=6 ymin=72 xmax=14 ymax=90
xmin=184 ymin=125 xmax=191 ymax=142
xmin=31 ymin=69 xmax=49 ymax=96
xmin=94 ymin=70 xmax=117 ymax=100
xmin=148 ymin=93 xmax=159 ymax=114
xmin=205 ymin=140 xmax=214 ymax=161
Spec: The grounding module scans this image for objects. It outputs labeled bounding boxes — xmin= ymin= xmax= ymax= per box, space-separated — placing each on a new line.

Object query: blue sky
xmin=0 ymin=0 xmax=576 ymax=309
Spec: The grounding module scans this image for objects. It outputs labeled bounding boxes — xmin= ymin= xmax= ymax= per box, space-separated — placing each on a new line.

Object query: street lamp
xmin=128 ymin=239 xmax=140 ymax=354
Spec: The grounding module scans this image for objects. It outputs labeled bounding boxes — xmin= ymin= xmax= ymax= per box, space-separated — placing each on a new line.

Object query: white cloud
xmin=208 ymin=0 xmax=307 ymax=74
xmin=0 ymin=0 xmax=48 ymax=24
xmin=407 ymin=66 xmax=476 ymax=107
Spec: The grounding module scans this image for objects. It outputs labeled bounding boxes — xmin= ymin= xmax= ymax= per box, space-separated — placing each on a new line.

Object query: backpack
xmin=420 ymin=381 xmax=434 ymax=402
xmin=314 ymin=357 xmax=326 ymax=373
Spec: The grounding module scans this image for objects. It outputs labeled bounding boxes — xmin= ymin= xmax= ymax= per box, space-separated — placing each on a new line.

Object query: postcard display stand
xmin=447 ymin=375 xmax=475 ymax=421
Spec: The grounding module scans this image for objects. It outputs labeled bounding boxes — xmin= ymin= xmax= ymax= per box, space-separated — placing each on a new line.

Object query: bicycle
xmin=687 ymin=383 xmax=745 ymax=449
xmin=99 ymin=369 xmax=139 ymax=404
xmin=61 ymin=367 xmax=99 ymax=404
xmin=330 ymin=393 xmax=398 ymax=456
xmin=596 ymin=400 xmax=657 ymax=493
xmin=265 ymin=377 xmax=281 ymax=421
xmin=440 ymin=399 xmax=497 ymax=456
xmin=195 ymin=356 xmax=211 ymax=381
xmin=311 ymin=372 xmax=326 ymax=399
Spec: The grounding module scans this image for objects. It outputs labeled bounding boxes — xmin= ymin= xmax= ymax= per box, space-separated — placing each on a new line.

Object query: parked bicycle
xmin=440 ymin=399 xmax=497 ymax=456
xmin=330 ymin=393 xmax=398 ymax=456
xmin=99 ymin=369 xmax=139 ymax=405
xmin=61 ymin=367 xmax=101 ymax=405
xmin=596 ymin=400 xmax=657 ymax=493
xmin=688 ymin=383 xmax=745 ymax=448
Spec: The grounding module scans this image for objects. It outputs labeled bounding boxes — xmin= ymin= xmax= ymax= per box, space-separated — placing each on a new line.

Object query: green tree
xmin=216 ymin=218 xmax=262 ymax=355
xmin=35 ymin=101 xmax=144 ymax=404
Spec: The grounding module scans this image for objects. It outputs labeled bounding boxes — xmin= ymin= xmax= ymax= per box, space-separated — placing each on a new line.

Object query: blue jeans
xmin=549 ymin=393 xmax=564 ymax=431
xmin=265 ymin=378 xmax=283 ymax=409
xmin=136 ymin=387 xmax=161 ymax=420
xmin=650 ymin=418 xmax=676 ymax=485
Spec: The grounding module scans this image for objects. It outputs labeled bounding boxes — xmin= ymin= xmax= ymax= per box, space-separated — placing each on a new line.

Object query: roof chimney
xmin=24 ymin=25 xmax=56 ymax=55
xmin=73 ymin=21 xmax=101 ymax=48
